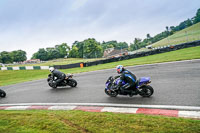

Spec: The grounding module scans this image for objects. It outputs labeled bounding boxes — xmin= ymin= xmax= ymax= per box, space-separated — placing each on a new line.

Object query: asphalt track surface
xmin=0 ymin=60 xmax=200 ymax=106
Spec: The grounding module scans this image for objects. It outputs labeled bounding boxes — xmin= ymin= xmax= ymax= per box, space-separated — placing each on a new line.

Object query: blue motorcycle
xmin=105 ymin=76 xmax=154 ymax=97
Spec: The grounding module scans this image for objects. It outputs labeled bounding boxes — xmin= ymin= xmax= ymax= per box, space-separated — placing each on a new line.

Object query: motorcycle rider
xmin=115 ymin=65 xmax=137 ymax=96
xmin=49 ymin=67 xmax=66 ymax=86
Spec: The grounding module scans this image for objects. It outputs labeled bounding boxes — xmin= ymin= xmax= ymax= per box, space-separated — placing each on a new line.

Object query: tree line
xmin=0 ymin=50 xmax=27 ymax=64
xmin=1 ymin=8 xmax=200 ymax=63
xmin=31 ymin=38 xmax=128 ymax=60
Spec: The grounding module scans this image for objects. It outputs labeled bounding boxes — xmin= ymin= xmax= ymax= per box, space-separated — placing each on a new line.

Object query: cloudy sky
xmin=0 ymin=0 xmax=199 ymax=59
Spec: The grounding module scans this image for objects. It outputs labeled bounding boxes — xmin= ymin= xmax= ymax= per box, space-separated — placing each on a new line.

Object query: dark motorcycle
xmin=0 ymin=89 xmax=6 ymax=98
xmin=105 ymin=76 xmax=154 ymax=97
xmin=47 ymin=73 xmax=77 ymax=89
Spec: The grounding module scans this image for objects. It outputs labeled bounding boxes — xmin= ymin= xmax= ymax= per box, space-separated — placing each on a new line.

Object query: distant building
xmin=24 ymin=59 xmax=41 ymax=64
xmin=103 ymin=48 xmax=128 ymax=58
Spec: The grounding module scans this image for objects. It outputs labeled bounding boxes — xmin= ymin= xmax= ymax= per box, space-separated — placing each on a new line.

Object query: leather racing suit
xmin=51 ymin=69 xmax=66 ymax=85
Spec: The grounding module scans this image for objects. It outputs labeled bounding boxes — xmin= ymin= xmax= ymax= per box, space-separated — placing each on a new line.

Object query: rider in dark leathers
xmin=115 ymin=65 xmax=137 ymax=95
xmin=49 ymin=67 xmax=66 ymax=85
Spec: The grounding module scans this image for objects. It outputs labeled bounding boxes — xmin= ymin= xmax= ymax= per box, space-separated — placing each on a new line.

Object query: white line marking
xmin=102 ymin=107 xmax=138 ymax=113
xmin=48 ymin=106 xmax=77 ymax=110
xmin=179 ymin=111 xmax=200 ymax=118
xmin=5 ymin=106 xmax=30 ymax=110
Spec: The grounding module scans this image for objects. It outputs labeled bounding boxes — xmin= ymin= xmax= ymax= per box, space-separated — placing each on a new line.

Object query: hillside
xmin=151 ymin=22 xmax=200 ymax=48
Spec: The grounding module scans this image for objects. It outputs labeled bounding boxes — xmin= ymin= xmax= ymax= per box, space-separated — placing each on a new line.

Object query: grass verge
xmin=0 ymin=110 xmax=199 ymax=133
xmin=152 ymin=22 xmax=200 ymax=47
xmin=0 ymin=46 xmax=200 ymax=86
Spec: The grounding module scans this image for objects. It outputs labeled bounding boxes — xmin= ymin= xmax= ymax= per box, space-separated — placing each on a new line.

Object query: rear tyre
xmin=68 ymin=79 xmax=77 ymax=87
xmin=0 ymin=90 xmax=6 ymax=98
xmin=139 ymin=85 xmax=154 ymax=97
xmin=105 ymin=89 xmax=118 ymax=97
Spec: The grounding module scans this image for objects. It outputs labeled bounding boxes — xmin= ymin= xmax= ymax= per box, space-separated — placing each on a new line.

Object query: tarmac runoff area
xmin=0 ymin=103 xmax=200 ymax=119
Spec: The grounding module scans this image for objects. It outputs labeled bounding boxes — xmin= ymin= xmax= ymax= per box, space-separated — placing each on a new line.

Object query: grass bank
xmin=152 ymin=22 xmax=200 ymax=47
xmin=0 ymin=110 xmax=199 ymax=133
xmin=0 ymin=46 xmax=200 ymax=86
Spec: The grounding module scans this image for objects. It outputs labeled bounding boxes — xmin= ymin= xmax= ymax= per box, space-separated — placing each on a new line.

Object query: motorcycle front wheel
xmin=139 ymin=85 xmax=154 ymax=97
xmin=0 ymin=89 xmax=6 ymax=98
xmin=48 ymin=80 xmax=57 ymax=89
xmin=105 ymin=89 xmax=118 ymax=97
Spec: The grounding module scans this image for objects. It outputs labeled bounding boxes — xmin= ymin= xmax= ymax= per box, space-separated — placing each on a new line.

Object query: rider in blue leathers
xmin=115 ymin=65 xmax=137 ymax=95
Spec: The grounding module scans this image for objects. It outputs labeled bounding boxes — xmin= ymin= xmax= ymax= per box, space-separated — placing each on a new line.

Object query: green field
xmin=151 ymin=22 xmax=200 ymax=47
xmin=6 ymin=58 xmax=104 ymax=67
xmin=0 ymin=110 xmax=199 ymax=133
xmin=0 ymin=46 xmax=200 ymax=86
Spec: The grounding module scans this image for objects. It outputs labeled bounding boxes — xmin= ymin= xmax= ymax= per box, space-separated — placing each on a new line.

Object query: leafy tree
xmin=101 ymin=41 xmax=117 ymax=50
xmin=55 ymin=43 xmax=70 ymax=58
xmin=11 ymin=50 xmax=27 ymax=62
xmin=166 ymin=26 xmax=169 ymax=32
xmin=130 ymin=38 xmax=142 ymax=51
xmin=146 ymin=34 xmax=151 ymax=39
xmin=68 ymin=46 xmax=79 ymax=58
xmin=32 ymin=48 xmax=48 ymax=61
xmin=193 ymin=8 xmax=200 ymax=24
xmin=72 ymin=41 xmax=84 ymax=58
xmin=46 ymin=47 xmax=60 ymax=60
xmin=115 ymin=42 xmax=128 ymax=50
xmin=0 ymin=51 xmax=13 ymax=63
xmin=81 ymin=38 xmax=103 ymax=58
xmin=101 ymin=41 xmax=128 ymax=50
xmin=185 ymin=19 xmax=193 ymax=27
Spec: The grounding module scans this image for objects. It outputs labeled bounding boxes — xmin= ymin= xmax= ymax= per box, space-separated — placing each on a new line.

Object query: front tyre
xmin=105 ymin=89 xmax=118 ymax=97
xmin=0 ymin=90 xmax=6 ymax=98
xmin=48 ymin=80 xmax=57 ymax=89
xmin=139 ymin=85 xmax=154 ymax=97
xmin=68 ymin=79 xmax=77 ymax=87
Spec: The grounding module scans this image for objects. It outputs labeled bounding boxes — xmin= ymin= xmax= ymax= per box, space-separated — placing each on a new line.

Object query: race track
xmin=0 ymin=60 xmax=200 ymax=106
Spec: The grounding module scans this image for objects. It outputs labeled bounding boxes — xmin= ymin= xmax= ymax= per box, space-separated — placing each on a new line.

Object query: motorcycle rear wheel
xmin=67 ymin=79 xmax=77 ymax=87
xmin=0 ymin=90 xmax=6 ymax=98
xmin=139 ymin=85 xmax=154 ymax=97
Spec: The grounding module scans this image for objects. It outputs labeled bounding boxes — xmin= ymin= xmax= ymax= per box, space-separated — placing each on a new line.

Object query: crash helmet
xmin=49 ymin=67 xmax=55 ymax=73
xmin=116 ymin=65 xmax=124 ymax=73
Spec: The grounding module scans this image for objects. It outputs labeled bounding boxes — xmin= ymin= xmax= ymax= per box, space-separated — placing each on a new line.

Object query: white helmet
xmin=49 ymin=67 xmax=55 ymax=72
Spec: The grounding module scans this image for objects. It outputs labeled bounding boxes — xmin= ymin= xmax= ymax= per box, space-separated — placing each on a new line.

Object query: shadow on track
xmin=49 ymin=86 xmax=76 ymax=92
